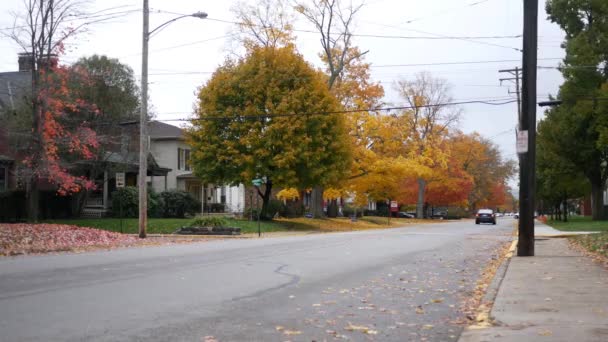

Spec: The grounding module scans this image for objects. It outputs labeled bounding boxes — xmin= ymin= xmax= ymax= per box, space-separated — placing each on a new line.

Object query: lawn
xmin=570 ymin=232 xmax=608 ymax=259
xmin=545 ymin=216 xmax=608 ymax=232
xmin=43 ymin=216 xmax=425 ymax=235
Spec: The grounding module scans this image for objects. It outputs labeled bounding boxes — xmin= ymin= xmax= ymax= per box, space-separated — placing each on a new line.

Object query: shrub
xmin=190 ymin=216 xmax=227 ymax=227
xmin=111 ymin=186 xmax=164 ymax=218
xmin=0 ymin=190 xmax=26 ymax=222
xmin=279 ymin=201 xmax=304 ymax=218
xmin=160 ymin=190 xmax=200 ymax=218
xmin=264 ymin=199 xmax=283 ymax=219
xmin=343 ymin=207 xmax=363 ymax=218
xmin=244 ymin=207 xmax=260 ymax=220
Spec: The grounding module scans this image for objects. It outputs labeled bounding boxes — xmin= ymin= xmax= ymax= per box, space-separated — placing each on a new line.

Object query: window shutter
xmin=177 ymin=147 xmax=182 ymax=170
xmin=185 ymin=150 xmax=191 ymax=171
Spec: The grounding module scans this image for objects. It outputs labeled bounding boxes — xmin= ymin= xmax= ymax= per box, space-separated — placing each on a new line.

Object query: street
xmin=0 ymin=219 xmax=513 ymax=342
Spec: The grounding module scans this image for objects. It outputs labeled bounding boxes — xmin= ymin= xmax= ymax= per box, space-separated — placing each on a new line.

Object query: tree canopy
xmin=187 ymin=45 xmax=351 ymax=217
xmin=542 ymin=0 xmax=608 ymax=219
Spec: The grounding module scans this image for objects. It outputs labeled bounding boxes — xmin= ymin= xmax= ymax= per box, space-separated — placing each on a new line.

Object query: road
xmin=0 ymin=218 xmax=514 ymax=342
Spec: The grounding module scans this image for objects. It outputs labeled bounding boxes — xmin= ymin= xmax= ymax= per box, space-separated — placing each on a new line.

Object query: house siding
xmin=149 ymin=139 xmax=191 ymax=191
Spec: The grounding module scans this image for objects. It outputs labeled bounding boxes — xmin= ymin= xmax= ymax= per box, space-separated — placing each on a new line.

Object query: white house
xmin=148 ymin=121 xmax=246 ymax=214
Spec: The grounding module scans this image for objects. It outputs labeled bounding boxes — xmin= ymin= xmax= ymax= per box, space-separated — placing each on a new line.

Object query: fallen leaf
xmin=344 ymin=322 xmax=376 ymax=334
xmin=431 ymin=298 xmax=444 ymax=303
xmin=538 ymin=329 xmax=552 ymax=336
xmin=275 ymin=326 xmax=284 ymax=331
xmin=283 ymin=329 xmax=302 ymax=336
xmin=416 ymin=306 xmax=425 ymax=314
xmin=422 ymin=324 xmax=434 ymax=330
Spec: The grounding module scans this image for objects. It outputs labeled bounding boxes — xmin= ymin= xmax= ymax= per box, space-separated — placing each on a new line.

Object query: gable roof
xmin=0 ymin=71 xmax=31 ymax=112
xmin=148 ymin=120 xmax=184 ymax=140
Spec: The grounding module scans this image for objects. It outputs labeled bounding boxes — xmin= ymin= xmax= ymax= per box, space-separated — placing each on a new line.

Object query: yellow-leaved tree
xmin=187 ymin=45 xmax=351 ymax=219
xmin=394 ymin=72 xmax=461 ymax=218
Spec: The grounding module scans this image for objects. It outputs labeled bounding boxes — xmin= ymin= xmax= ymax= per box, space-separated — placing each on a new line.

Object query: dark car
xmin=475 ymin=209 xmax=496 ymax=225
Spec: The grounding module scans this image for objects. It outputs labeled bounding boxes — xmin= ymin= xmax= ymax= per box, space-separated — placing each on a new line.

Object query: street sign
xmin=116 ymin=172 xmax=126 ymax=188
xmin=252 ymin=178 xmax=263 ymax=187
xmin=516 ymin=130 xmax=528 ymax=154
xmin=390 ymin=200 xmax=399 ymax=213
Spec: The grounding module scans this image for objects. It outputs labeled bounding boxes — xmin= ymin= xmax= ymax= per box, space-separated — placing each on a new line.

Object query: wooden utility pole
xmin=138 ymin=0 xmax=149 ymax=238
xmin=518 ymin=0 xmax=538 ymax=256
xmin=499 ymin=67 xmax=522 ymax=121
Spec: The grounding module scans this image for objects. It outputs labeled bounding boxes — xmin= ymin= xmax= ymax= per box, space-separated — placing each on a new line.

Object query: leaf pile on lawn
xmin=570 ymin=232 xmax=608 ymax=263
xmin=0 ymin=223 xmax=138 ymax=256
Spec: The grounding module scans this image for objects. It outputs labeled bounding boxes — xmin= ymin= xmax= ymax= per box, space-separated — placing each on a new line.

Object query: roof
xmin=148 ymin=121 xmax=184 ymax=140
xmin=0 ymin=71 xmax=31 ymax=112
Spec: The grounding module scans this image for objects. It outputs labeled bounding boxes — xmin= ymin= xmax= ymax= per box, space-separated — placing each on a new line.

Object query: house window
xmin=177 ymin=148 xmax=191 ymax=171
xmin=0 ymin=166 xmax=6 ymax=191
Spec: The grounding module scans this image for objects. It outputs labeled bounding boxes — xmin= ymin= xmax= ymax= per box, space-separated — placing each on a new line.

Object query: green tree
xmin=71 ymin=55 xmax=140 ymax=124
xmin=187 ymin=46 xmax=351 ymax=218
xmin=544 ymin=0 xmax=608 ymax=219
xmin=537 ymin=118 xmax=588 ymax=221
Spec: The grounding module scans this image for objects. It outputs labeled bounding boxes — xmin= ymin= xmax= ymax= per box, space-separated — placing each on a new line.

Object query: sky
xmin=0 ymin=0 xmax=566 ymax=179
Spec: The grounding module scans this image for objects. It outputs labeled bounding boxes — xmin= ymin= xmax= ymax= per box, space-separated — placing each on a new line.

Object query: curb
xmin=463 ymin=239 xmax=518 ymax=333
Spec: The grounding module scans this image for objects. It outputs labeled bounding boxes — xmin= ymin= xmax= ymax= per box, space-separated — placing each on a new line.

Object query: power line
xmin=155 ymin=11 xmax=523 ymax=42
xmin=163 ymin=99 xmax=519 ymax=122
xmin=401 ymin=0 xmax=495 ymax=25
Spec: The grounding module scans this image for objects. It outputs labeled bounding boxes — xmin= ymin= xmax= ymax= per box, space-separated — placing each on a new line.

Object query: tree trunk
xmin=416 ymin=178 xmax=426 ymax=219
xmin=311 ymin=186 xmax=325 ymax=218
xmin=27 ymin=177 xmax=39 ymax=222
xmin=327 ymin=200 xmax=338 ymax=218
xmin=260 ymin=180 xmax=273 ymax=220
xmin=590 ymin=181 xmax=605 ymax=220
xmin=562 ymin=197 xmax=568 ymax=222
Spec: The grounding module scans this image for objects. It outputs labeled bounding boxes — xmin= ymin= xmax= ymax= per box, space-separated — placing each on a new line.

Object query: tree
xmin=4 ymin=0 xmax=93 ymax=221
xmin=294 ymin=0 xmax=365 ymax=90
xmin=544 ymin=0 xmax=608 ymax=220
xmin=68 ymin=55 xmax=141 ymax=214
xmin=232 ymin=0 xmax=296 ymax=50
xmin=187 ymin=46 xmax=351 ymax=218
xmin=394 ymin=72 xmax=461 ymax=218
xmin=294 ymin=0 xmax=367 ymax=217
xmin=537 ymin=116 xmax=588 ymax=221
xmin=449 ymin=132 xmax=515 ymax=212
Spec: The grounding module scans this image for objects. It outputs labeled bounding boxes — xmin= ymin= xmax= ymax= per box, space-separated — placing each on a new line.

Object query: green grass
xmin=571 ymin=232 xmax=608 ymax=258
xmin=546 ymin=215 xmax=608 ymax=232
xmin=43 ymin=217 xmax=311 ymax=235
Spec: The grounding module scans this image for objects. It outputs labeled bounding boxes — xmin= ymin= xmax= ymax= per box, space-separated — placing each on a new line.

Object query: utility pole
xmin=499 ymin=67 xmax=522 ymax=121
xmin=138 ymin=0 xmax=149 ymax=238
xmin=518 ymin=0 xmax=538 ymax=256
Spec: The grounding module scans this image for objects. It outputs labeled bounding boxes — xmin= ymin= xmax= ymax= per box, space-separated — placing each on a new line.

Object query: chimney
xmin=18 ymin=53 xmax=33 ymax=72
xmin=17 ymin=53 xmax=59 ymax=72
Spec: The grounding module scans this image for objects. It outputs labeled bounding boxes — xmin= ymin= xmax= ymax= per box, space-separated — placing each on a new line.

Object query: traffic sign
xmin=516 ymin=130 xmax=528 ymax=154
xmin=116 ymin=172 xmax=125 ymax=188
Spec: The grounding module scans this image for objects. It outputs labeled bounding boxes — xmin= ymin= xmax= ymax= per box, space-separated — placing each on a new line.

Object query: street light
xmin=139 ymin=1 xmax=207 ymax=238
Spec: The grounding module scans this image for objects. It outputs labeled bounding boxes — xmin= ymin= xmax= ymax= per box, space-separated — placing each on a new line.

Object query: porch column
xmin=103 ymin=171 xmax=108 ymax=210
xmin=164 ymin=174 xmax=167 ymax=190
xmin=201 ymin=185 xmax=205 ymax=214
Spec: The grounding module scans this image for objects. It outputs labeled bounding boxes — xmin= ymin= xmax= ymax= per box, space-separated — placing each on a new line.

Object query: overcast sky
xmin=0 ymin=0 xmax=566 ymax=173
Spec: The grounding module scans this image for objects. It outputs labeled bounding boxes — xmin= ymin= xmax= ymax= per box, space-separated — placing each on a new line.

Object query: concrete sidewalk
xmin=460 ymin=225 xmax=608 ymax=342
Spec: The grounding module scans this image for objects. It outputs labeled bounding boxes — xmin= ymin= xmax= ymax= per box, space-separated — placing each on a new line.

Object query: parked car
xmin=475 ymin=209 xmax=496 ymax=225
xmin=398 ymin=212 xmax=415 ymax=218
xmin=513 ymin=212 xmax=519 ymax=219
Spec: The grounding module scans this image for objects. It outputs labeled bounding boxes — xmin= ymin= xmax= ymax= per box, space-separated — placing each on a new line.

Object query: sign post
xmin=252 ymin=178 xmax=263 ymax=237
xmin=116 ymin=172 xmax=125 ymax=234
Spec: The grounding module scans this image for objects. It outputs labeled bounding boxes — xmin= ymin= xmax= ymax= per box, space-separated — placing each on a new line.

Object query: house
xmin=147 ymin=120 xmax=247 ymax=215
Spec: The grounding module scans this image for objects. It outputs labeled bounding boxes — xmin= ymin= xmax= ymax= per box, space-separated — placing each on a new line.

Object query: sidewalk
xmin=460 ymin=224 xmax=608 ymax=342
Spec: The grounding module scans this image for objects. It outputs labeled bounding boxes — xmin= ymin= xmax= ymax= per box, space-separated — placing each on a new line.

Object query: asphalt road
xmin=0 ymin=218 xmax=514 ymax=342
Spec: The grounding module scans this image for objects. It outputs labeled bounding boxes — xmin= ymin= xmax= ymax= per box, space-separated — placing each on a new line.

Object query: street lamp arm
xmin=148 ymin=12 xmax=208 ymax=37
